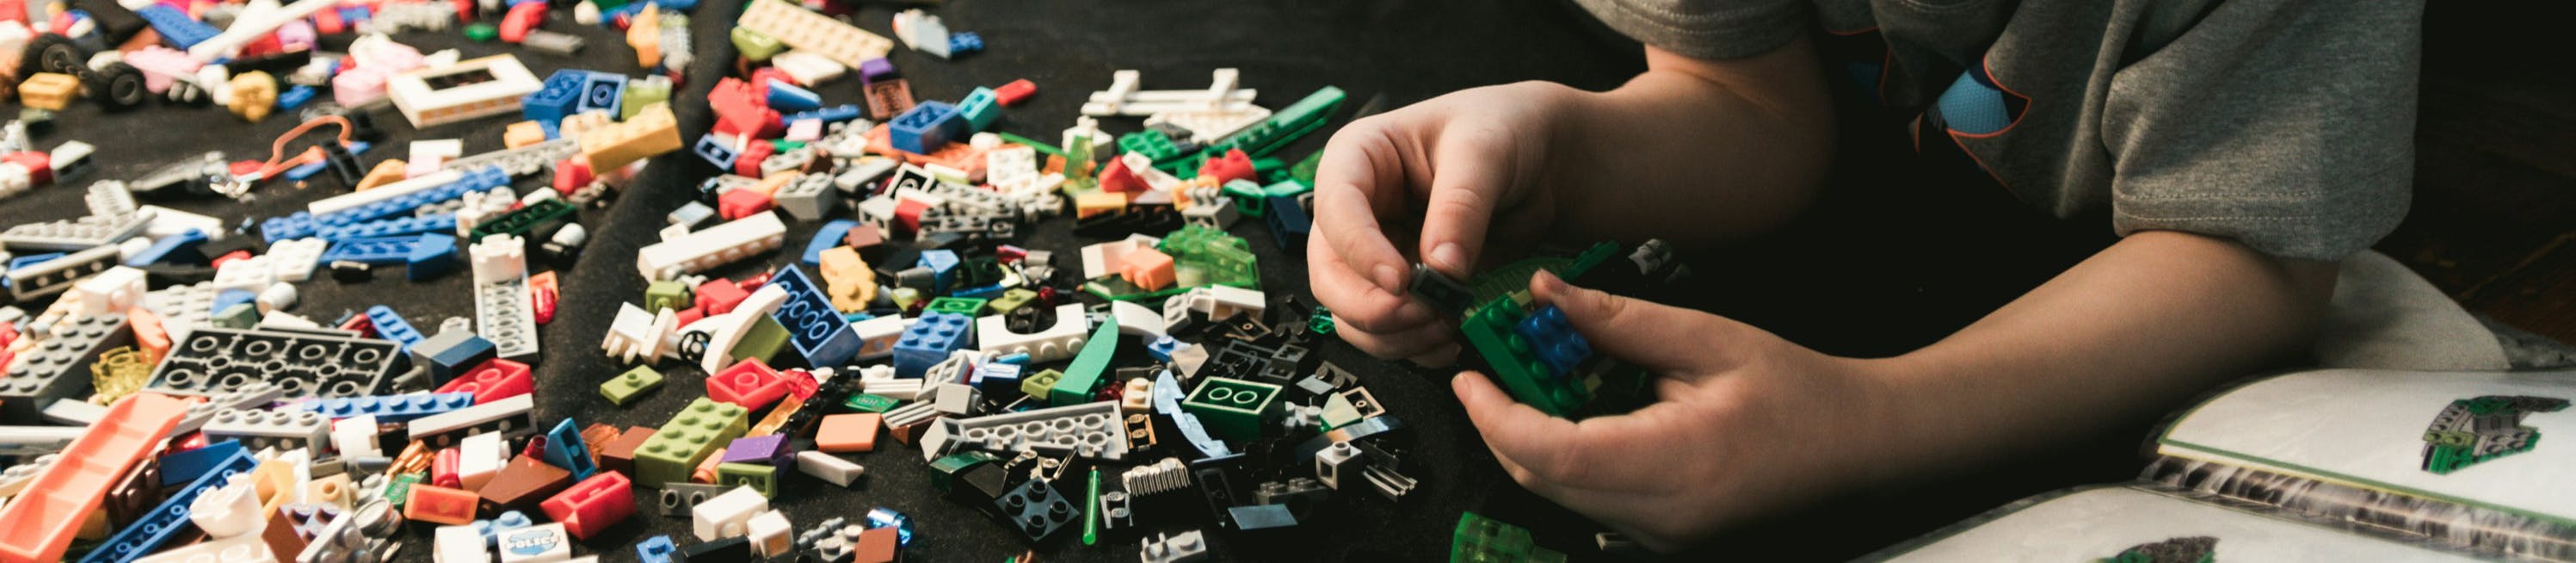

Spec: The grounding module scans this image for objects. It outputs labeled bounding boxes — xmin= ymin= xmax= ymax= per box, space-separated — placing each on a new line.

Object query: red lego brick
xmin=498 ymin=3 xmax=545 ymax=42
xmin=707 ymin=358 xmax=791 ymax=411
xmin=404 ymin=485 xmax=479 ymax=525
xmin=695 ymin=279 xmax=749 ymax=315
xmin=733 ymin=140 xmax=775 ymax=177
xmin=1097 ymin=155 xmax=1144 ymax=194
xmin=552 ymin=158 xmax=594 ymax=195
xmin=436 ymin=358 xmax=534 ymax=404
xmin=210 ymin=250 xmax=252 ymax=269
xmin=710 ymin=78 xmax=783 ymax=139
xmin=433 ymin=447 xmax=462 ymax=488
xmin=780 ymin=369 xmax=818 ymax=401
xmin=675 ymin=306 xmax=706 ymax=326
xmin=994 ymin=79 xmax=1036 ymax=107
xmin=539 ymin=472 xmax=635 ymax=540
xmin=718 ymin=188 xmax=774 ymax=221
xmin=892 ymin=198 xmax=932 ymax=234
xmin=0 ymin=152 xmax=47 ymax=185
xmin=531 ymin=283 xmax=558 ymax=325
xmin=1199 ymin=148 xmax=1254 ymax=184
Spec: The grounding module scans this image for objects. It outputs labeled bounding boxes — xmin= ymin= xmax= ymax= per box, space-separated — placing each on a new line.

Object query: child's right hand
xmin=1309 ymin=82 xmax=1582 ymax=362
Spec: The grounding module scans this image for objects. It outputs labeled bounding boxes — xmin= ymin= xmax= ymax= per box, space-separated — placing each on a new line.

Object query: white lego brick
xmin=474 ymin=276 xmax=539 ymax=360
xmin=254 ymin=282 xmax=297 ymax=313
xmin=470 ymin=233 xmax=527 ymax=285
xmin=133 ymin=532 xmax=274 ymax=563
xmin=860 ymin=377 xmax=924 ymax=401
xmin=434 ymin=525 xmax=486 ymax=563
xmin=0 ymin=213 xmax=150 ymax=252
xmin=735 ymin=0 xmax=894 ymax=67
xmin=410 ymin=139 xmax=465 ymax=167
xmin=84 ymin=180 xmax=137 ymax=217
xmin=459 ymin=430 xmax=506 ymax=490
xmin=691 ymin=486 xmax=769 ymax=541
xmin=71 ymin=265 xmax=146 ymax=317
xmin=1202 ymin=285 xmax=1266 ymax=318
xmin=187 ymin=480 xmax=262 ymax=538
xmin=1140 ymin=530 xmax=1211 ymax=563
xmin=1144 ymin=104 xmax=1272 ymax=144
xmin=794 ymin=451 xmax=865 ymax=487
xmin=256 ymin=310 xmax=318 ymax=329
xmin=1082 ymin=70 xmax=1259 ymax=117
xmin=1109 ymin=300 xmax=1166 ymax=338
xmin=977 ymin=303 xmax=1089 ymax=362
xmin=268 ymin=238 xmax=327 ymax=282
xmin=132 ymin=205 xmax=225 ymax=240
xmin=210 ymin=255 xmax=274 ymax=294
xmin=47 ymin=140 xmax=94 ymax=174
xmin=929 ymin=382 xmax=979 ymax=415
xmin=307 ymin=169 xmax=465 ymax=216
xmin=387 ymin=55 xmax=543 ymax=128
xmin=331 ymin=415 xmax=383 ymax=458
xmin=601 ymin=302 xmax=676 ymax=364
xmin=746 ymin=510 xmax=793 ymax=558
xmin=496 ymin=523 xmax=571 ymax=563
xmin=769 ymin=51 xmax=846 ymax=85
xmin=406 ymin=394 xmax=534 ymax=442
xmin=684 ymin=285 xmax=790 ymax=373
xmin=635 ymin=212 xmax=786 ymax=281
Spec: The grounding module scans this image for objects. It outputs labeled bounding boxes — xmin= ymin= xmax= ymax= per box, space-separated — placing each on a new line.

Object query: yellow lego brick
xmin=818 ymin=246 xmax=876 ymax=312
xmin=505 ymin=121 xmax=547 ymax=148
xmin=580 ymin=102 xmax=683 ymax=170
xmin=1075 ymin=189 xmax=1128 ymax=219
xmin=16 ymin=73 xmax=82 ymax=111
xmin=356 ymin=159 xmax=409 ymax=190
xmin=228 ymin=71 xmax=279 ymax=121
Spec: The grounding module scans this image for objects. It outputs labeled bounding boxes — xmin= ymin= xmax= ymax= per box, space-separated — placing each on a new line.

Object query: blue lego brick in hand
xmin=1514 ymin=305 xmax=1589 ymax=376
xmin=892 ymin=312 xmax=973 ymax=378
xmin=367 ymin=306 xmax=427 ymax=350
xmin=957 ymin=87 xmax=1000 ymax=133
xmin=765 ymin=79 xmax=823 ymax=112
xmin=578 ymin=71 xmax=627 ymax=115
xmin=695 ymin=133 xmax=742 ymax=169
xmin=525 ymin=70 xmax=588 ymax=125
xmin=317 ymin=213 xmax=457 ymax=242
xmin=138 ymin=4 xmax=219 ymax=48
xmin=407 ymin=233 xmax=459 ymax=281
xmin=299 ymin=393 xmax=476 ymax=423
xmin=802 ymin=220 xmax=859 ymax=267
xmin=886 ymin=101 xmax=963 ymax=154
xmin=542 ymin=418 xmax=600 ymax=479
xmin=785 ymin=105 xmax=861 ymax=125
xmin=767 ymin=265 xmax=863 ymax=367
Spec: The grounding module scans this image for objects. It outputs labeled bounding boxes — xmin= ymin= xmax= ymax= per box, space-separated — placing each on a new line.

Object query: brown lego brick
xmin=581 ymin=424 xmax=623 ymax=466
xmin=853 ymin=527 xmax=899 ymax=563
xmin=476 ymin=456 xmax=573 ymax=513
xmin=262 ymin=508 xmax=311 ymax=556
xmin=600 ymin=426 xmax=655 ymax=478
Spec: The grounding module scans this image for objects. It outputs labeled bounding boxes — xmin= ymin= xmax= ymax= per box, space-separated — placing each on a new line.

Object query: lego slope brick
xmin=143 ymin=325 xmax=404 ymax=400
xmin=0 ymin=393 xmax=187 ymax=563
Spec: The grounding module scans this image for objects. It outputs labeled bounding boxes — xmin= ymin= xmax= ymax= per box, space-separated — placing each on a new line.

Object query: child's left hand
xmin=1453 ymin=270 xmax=1897 ymax=552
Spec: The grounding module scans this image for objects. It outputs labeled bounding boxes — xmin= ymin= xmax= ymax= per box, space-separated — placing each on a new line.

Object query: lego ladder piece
xmin=470 ymin=235 xmax=540 ymax=359
xmin=0 ymin=393 xmax=188 ymax=563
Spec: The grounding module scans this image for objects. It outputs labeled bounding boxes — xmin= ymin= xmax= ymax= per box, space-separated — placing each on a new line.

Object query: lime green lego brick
xmin=622 ymin=79 xmax=672 ymax=121
xmin=1180 ymin=376 xmax=1283 ymax=442
xmin=730 ymin=28 xmax=787 ymax=61
xmin=1049 ymin=319 xmax=1121 ymax=405
xmin=717 ymin=462 xmax=778 ymax=497
xmin=601 ymin=366 xmax=665 ymax=406
xmin=986 ymin=288 xmax=1038 ymax=315
xmin=1021 ymin=369 xmax=1063 ymax=399
xmin=728 ymin=315 xmax=792 ymax=364
xmin=1221 ymin=179 xmax=1268 ymax=218
xmin=993 ymin=133 xmax=1062 ymax=156
xmin=842 ymin=393 xmax=900 ymax=413
xmin=926 ymin=296 xmax=987 ymax=316
xmin=1158 ymin=225 xmax=1259 ymax=288
xmin=645 ymin=281 xmax=690 ymax=313
xmin=1451 ymin=512 xmax=1563 ymax=563
xmin=635 ymin=398 xmax=750 ymax=486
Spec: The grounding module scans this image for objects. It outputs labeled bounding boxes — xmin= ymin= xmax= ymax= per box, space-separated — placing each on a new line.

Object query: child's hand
xmin=1454 ymin=270 xmax=1895 ymax=552
xmin=1308 ymin=82 xmax=1580 ymax=363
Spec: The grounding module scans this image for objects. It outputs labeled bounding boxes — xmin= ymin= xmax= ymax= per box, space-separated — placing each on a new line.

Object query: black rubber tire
xmin=88 ymin=63 xmax=151 ymax=111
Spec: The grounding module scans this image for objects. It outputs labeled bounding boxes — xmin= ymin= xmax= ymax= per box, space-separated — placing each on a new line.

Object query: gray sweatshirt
xmin=1572 ymin=0 xmax=2421 ymax=261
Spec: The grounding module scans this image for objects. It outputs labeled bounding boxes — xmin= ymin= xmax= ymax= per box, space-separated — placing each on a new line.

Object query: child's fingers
xmin=1312 ymin=123 xmax=1416 ymax=294
xmin=1531 ymin=270 xmax=1742 ymax=374
xmin=1453 ymin=371 xmax=1593 ymax=484
xmin=1331 ymin=316 xmax=1455 ymax=362
xmin=1306 ymin=234 xmax=1437 ymax=334
xmin=1416 ymin=127 xmax=1515 ymax=279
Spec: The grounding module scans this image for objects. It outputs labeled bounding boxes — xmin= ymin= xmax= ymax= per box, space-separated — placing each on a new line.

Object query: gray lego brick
xmin=0 ymin=313 xmax=131 ymax=424
xmin=0 ymin=213 xmax=148 ymax=252
xmin=5 ymin=244 xmax=119 ymax=303
xmin=441 ymin=138 xmax=578 ymax=177
xmin=144 ymin=325 xmax=406 ymax=400
xmin=200 ymin=408 xmax=331 ymax=453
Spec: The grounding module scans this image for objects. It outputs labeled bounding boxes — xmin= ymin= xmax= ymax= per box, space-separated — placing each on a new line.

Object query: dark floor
xmin=2378 ymin=3 xmax=2576 ymax=345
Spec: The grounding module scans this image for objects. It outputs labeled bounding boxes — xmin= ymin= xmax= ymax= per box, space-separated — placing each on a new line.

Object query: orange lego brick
xmin=356 ymin=159 xmax=409 ymax=190
xmin=404 ymin=485 xmax=479 ymax=525
xmin=1121 ymin=247 xmax=1176 ymax=291
xmin=815 ymin=413 xmax=879 ymax=453
xmin=0 ymin=393 xmax=186 ymax=563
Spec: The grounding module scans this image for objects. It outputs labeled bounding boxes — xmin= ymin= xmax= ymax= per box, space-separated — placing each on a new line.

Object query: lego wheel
xmin=33 ymin=35 xmax=88 ymax=76
xmin=89 ymin=64 xmax=151 ymax=111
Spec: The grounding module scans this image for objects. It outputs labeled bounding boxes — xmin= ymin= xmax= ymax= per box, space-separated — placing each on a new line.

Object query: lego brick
xmin=921 ymin=400 xmax=1131 ymax=462
xmin=468 ymin=199 xmax=574 ymax=242
xmin=994 ymin=478 xmax=1076 ymax=541
xmin=892 ymin=312 xmax=973 ymax=379
xmin=413 ymin=330 xmax=499 ymax=385
xmin=707 ymin=359 xmax=791 ymax=411
xmin=77 ymin=448 xmax=256 ymax=563
xmin=0 ymin=313 xmax=132 ymax=424
xmin=601 ymin=366 xmax=665 ymax=406
xmin=580 ymin=102 xmax=683 ymax=171
xmin=736 ymin=0 xmax=893 ymax=67
xmin=406 ymin=394 xmax=538 ymax=448
xmin=142 ymin=325 xmax=403 ymax=400
xmin=0 ymin=213 xmax=150 ymax=252
xmin=796 ymin=451 xmax=866 ymax=486
xmin=388 ymin=55 xmax=544 ymax=128
xmin=636 ymin=398 xmax=750 ymax=487
xmin=540 ymin=418 xmax=599 ymax=479
xmin=479 ymin=456 xmax=574 ymax=513
xmin=763 ymin=265 xmax=862 ymax=366
xmin=721 ymin=435 xmax=791 ymax=467
xmin=635 ymin=212 xmax=785 ymax=281
xmin=7 ymin=244 xmax=119 ymax=303
xmin=690 ymin=486 xmax=768 ymax=541
xmin=715 ymin=462 xmax=775 ymax=497
xmin=365 ymin=305 xmax=426 ymax=350
xmin=1048 ymin=316 xmax=1123 ymax=406
xmin=1183 ymin=377 xmax=1283 ymax=442
xmin=438 ymin=358 xmax=535 ymax=404
xmin=443 ymin=139 xmax=579 ymax=178
xmin=200 ymin=408 xmax=330 ymax=452
xmin=971 ymin=303 xmax=1086 ymax=364
xmin=0 ymin=393 xmax=186 ymax=563
xmin=493 ymin=523 xmax=570 ymax=563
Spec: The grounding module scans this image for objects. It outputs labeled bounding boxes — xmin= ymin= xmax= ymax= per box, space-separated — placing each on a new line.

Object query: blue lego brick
xmin=764 ymin=79 xmax=821 ymax=112
xmin=971 ymin=362 xmax=1020 ymax=394
xmin=299 ymin=393 xmax=475 ymax=423
xmin=948 ymin=32 xmax=983 ymax=57
xmin=637 ymin=535 xmax=679 ymax=563
xmin=886 ymin=101 xmax=962 ymax=154
xmin=541 ymin=418 xmax=600 ymax=479
xmin=801 ymin=220 xmax=859 ymax=267
xmin=212 ymin=289 xmax=256 ymax=314
xmin=916 ymin=249 xmax=958 ymax=289
xmin=1514 ymin=305 xmax=1588 ymax=375
xmin=6 ymin=253 xmax=59 ymax=270
xmin=1264 ymin=194 xmax=1310 ymax=251
xmin=318 ymin=236 xmax=418 ymax=265
xmin=137 ymin=4 xmax=219 ymax=49
xmin=647 ymin=0 xmax=695 ymax=9
xmin=994 ymin=352 xmax=1030 ymax=365
xmin=577 ymin=71 xmax=626 ymax=116
xmin=957 ymin=86 xmax=1000 ymax=133
xmin=525 ymin=70 xmax=587 ymax=125
xmin=307 ymin=166 xmax=507 ymax=230
xmin=540 ymin=119 xmax=561 ymax=140
xmin=476 ymin=511 xmax=532 ymax=546
xmin=262 ymin=213 xmax=320 ymax=242
xmin=1147 ymin=336 xmax=1182 ymax=362
xmin=336 ymin=5 xmax=370 ymax=22
xmin=767 ymin=265 xmax=863 ymax=367
xmin=367 ymin=306 xmax=427 ymax=350
xmin=695 ymin=133 xmax=742 ymax=169
xmin=892 ymin=312 xmax=972 ymax=379
xmin=317 ymin=213 xmax=457 ymax=243
xmin=413 ymin=330 xmax=497 ymax=385
xmin=125 ymin=228 xmax=208 ymax=267
xmin=278 ymin=85 xmax=315 ymax=109
xmin=784 ymin=104 xmax=861 ymax=125
xmin=406 ymin=233 xmax=459 ymax=281
xmin=284 ymin=160 xmax=329 ymax=182
xmin=155 ymin=440 xmax=245 ymax=488
xmin=77 ymin=449 xmax=256 ymax=563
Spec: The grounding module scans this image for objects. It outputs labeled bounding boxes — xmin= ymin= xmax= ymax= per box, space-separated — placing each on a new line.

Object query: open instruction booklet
xmin=1864 ymin=368 xmax=2576 ymax=562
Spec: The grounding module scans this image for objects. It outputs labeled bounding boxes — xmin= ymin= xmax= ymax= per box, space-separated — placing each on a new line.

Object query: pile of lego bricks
xmin=0 ymin=0 xmax=1468 ymax=560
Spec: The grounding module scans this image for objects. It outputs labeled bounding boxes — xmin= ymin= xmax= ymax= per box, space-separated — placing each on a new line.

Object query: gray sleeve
xmin=2098 ymin=0 xmax=2422 ymax=261
xmin=1570 ymin=0 xmax=1809 ymax=60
